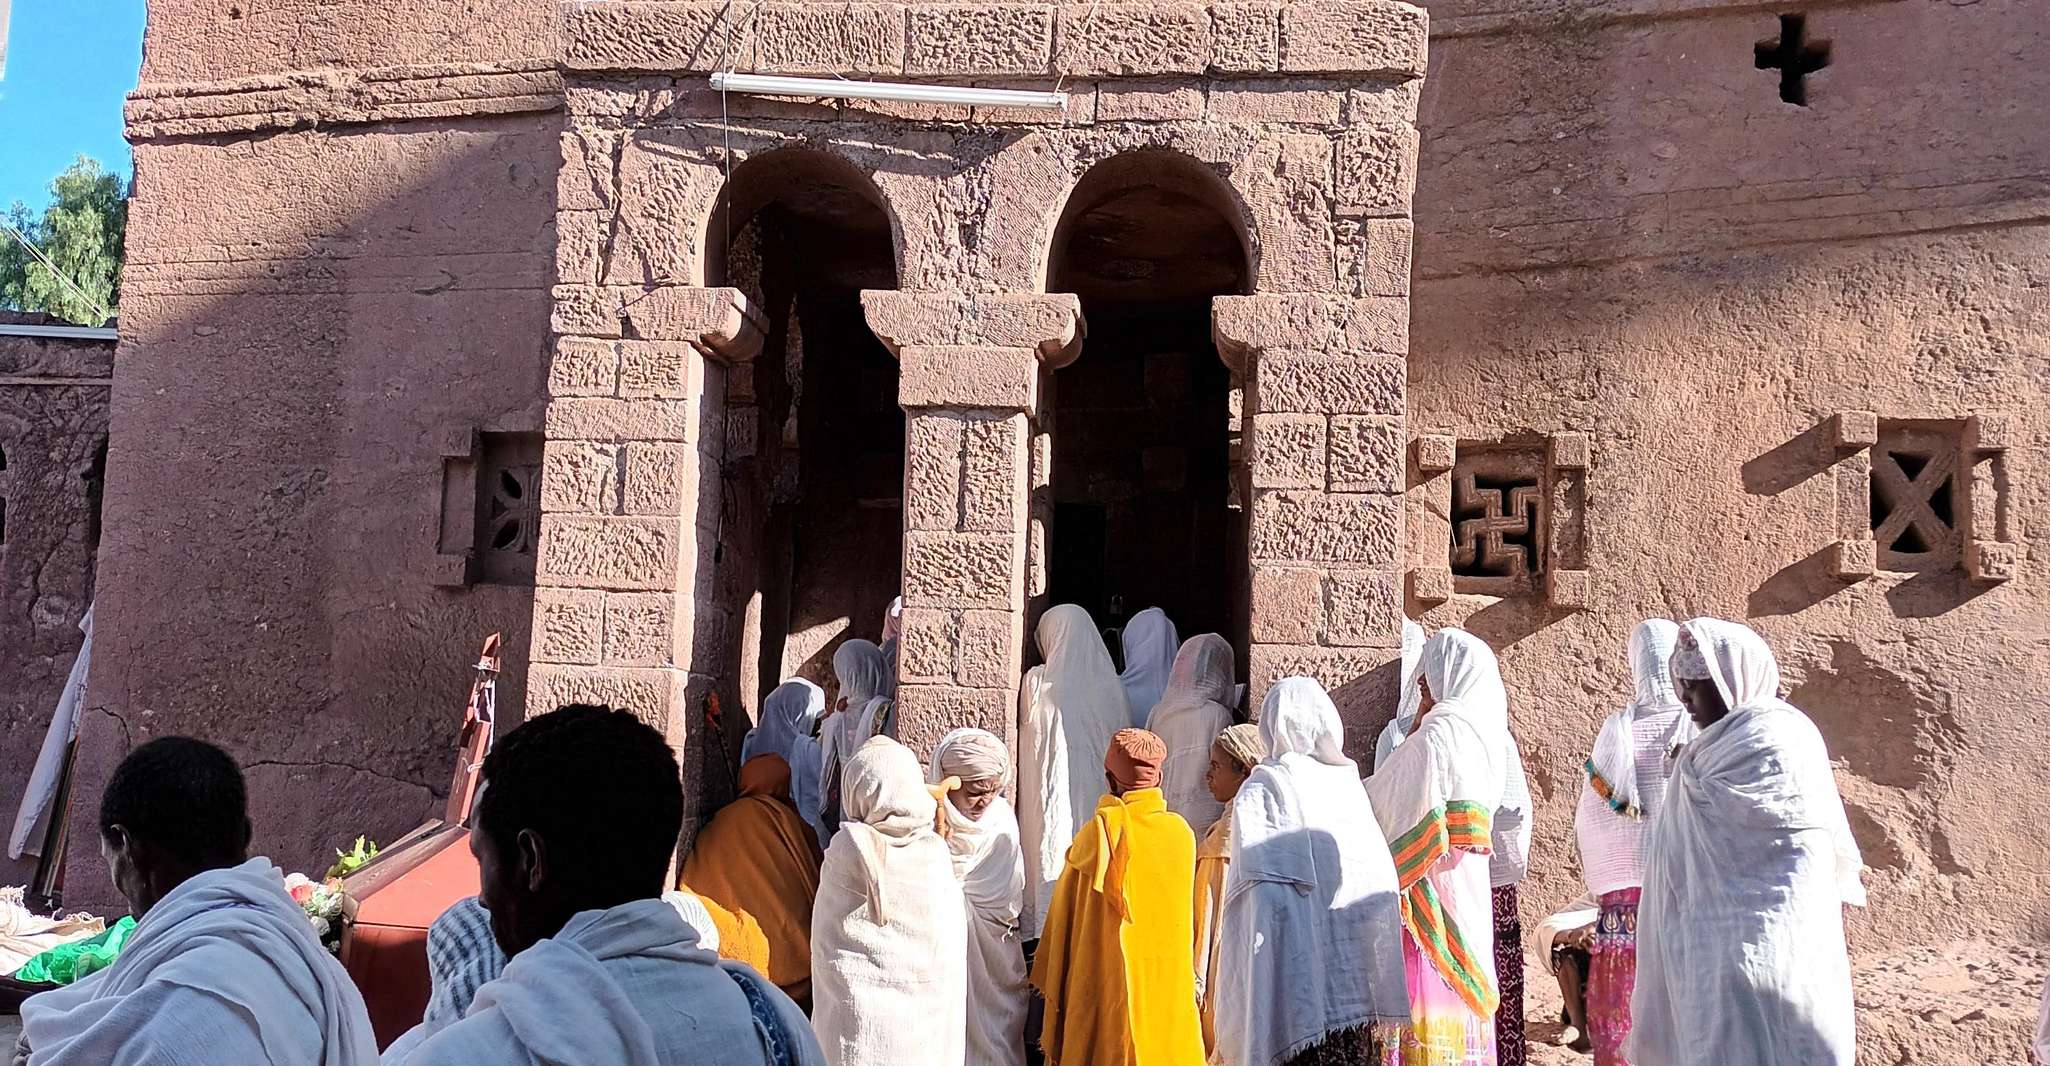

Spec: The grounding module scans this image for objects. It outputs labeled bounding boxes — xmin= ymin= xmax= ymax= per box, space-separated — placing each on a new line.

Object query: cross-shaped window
xmin=1755 ymin=14 xmax=1832 ymax=107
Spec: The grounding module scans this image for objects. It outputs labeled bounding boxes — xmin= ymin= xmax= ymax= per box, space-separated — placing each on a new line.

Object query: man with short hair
xmin=392 ymin=704 xmax=820 ymax=1066
xmin=17 ymin=736 xmax=378 ymax=1065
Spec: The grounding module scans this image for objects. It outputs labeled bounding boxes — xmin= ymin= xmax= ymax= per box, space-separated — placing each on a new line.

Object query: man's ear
xmin=517 ymin=828 xmax=547 ymax=893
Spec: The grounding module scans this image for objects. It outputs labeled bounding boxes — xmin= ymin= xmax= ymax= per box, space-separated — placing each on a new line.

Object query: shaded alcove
xmin=1045 ymin=151 xmax=1252 ymax=663
xmin=706 ymin=150 xmax=902 ymax=713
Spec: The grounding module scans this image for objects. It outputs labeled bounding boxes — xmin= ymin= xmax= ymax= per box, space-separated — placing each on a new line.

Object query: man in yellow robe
xmin=680 ymin=749 xmax=824 ymax=1010
xmin=1030 ymin=728 xmax=1204 ymax=1066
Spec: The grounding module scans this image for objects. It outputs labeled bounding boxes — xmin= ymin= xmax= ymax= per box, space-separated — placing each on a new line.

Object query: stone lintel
xmin=862 ymin=290 xmax=1084 ymax=366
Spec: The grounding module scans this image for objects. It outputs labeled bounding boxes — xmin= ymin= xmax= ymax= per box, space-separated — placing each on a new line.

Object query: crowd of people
xmin=7 ymin=604 xmax=1879 ymax=1066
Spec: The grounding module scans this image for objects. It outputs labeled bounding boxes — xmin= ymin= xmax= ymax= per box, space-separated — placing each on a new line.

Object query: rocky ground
xmin=1524 ymin=940 xmax=2045 ymax=1066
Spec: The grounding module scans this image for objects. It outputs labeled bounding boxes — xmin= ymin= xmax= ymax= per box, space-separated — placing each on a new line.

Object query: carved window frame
xmin=434 ymin=425 xmax=546 ymax=587
xmin=1408 ymin=430 xmax=1590 ymax=610
xmin=1826 ymin=411 xmax=2013 ymax=584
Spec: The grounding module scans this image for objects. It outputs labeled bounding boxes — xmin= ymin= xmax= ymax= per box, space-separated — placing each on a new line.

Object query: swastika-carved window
xmin=1450 ymin=446 xmax=1546 ymax=588
xmin=1871 ymin=424 xmax=1961 ymax=570
xmin=476 ymin=432 xmax=543 ymax=585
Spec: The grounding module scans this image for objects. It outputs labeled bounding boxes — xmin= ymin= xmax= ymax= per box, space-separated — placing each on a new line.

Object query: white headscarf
xmin=745 ymin=679 xmax=828 ymax=842
xmin=1145 ymin=634 xmax=1237 ymax=837
xmin=1585 ymin=620 xmax=1694 ymax=818
xmin=1373 ymin=619 xmax=1427 ymax=771
xmin=1367 ymin=628 xmax=1509 ymax=846
xmin=1216 ymin=678 xmax=1407 ymax=1066
xmin=926 ymin=729 xmax=1027 ymax=1066
xmin=1628 ymin=619 xmax=1863 ymax=1066
xmin=837 ymin=736 xmax=942 ymax=924
xmin=1016 ymin=604 xmax=1130 ymax=939
xmin=1118 ymin=608 xmax=1180 ymax=727
xmin=822 ymin=640 xmax=897 ymax=835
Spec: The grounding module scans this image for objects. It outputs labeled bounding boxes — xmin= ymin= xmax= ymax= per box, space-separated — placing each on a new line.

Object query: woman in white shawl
xmin=1628 ymin=618 xmax=1864 ymax=1066
xmin=1215 ymin=677 xmax=1408 ymax=1066
xmin=1146 ymin=633 xmax=1238 ymax=838
xmin=926 ymin=730 xmax=1027 ymax=1066
xmin=811 ymin=736 xmax=967 ymax=1066
xmin=820 ymin=640 xmax=895 ymax=837
xmin=1118 ymin=607 xmax=1180 ymax=727
xmin=1573 ymin=619 xmax=1695 ymax=1066
xmin=1366 ymin=628 xmax=1508 ymax=1065
xmin=1017 ymin=604 xmax=1130 ymax=940
xmin=746 ymin=678 xmax=829 ymax=846
xmin=1373 ymin=619 xmax=1427 ymax=771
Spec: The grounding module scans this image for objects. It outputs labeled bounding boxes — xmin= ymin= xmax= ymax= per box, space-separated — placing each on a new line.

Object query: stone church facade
xmin=23 ymin=0 xmax=2047 ymax=1051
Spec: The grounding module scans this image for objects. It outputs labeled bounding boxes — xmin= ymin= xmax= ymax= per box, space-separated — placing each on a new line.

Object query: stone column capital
xmin=861 ymin=291 xmax=1085 ymax=368
xmin=619 ymin=285 xmax=767 ymax=363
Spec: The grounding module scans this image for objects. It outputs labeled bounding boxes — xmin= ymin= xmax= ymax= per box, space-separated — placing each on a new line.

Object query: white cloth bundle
xmin=927 ymin=730 xmax=1027 ymax=1066
xmin=1627 ymin=618 xmax=1864 ymax=1066
xmin=1145 ymin=633 xmax=1237 ymax=838
xmin=1117 ymin=608 xmax=1180 ymax=728
xmin=812 ymin=737 xmax=967 ymax=1066
xmin=23 ymin=858 xmax=377 ymax=1066
xmin=395 ymin=898 xmax=810 ymax=1066
xmin=1216 ymin=679 xmax=1408 ymax=1066
xmin=1016 ymin=604 xmax=1130 ymax=939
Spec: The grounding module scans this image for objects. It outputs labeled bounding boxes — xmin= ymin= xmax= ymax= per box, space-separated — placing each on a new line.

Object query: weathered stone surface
xmin=899 ymin=345 xmax=1039 ymax=410
xmin=1278 ymin=1 xmax=1427 ymax=77
xmin=1249 ymin=490 xmax=1399 ymax=565
xmin=1208 ymin=81 xmax=1343 ymax=125
xmin=1967 ymin=541 xmax=2019 ymax=585
xmin=1340 ymin=217 xmax=1413 ymax=298
xmin=961 ymin=415 xmax=1028 ymax=532
xmin=898 ymin=607 xmax=960 ymax=685
xmin=561 ymin=2 xmax=745 ymax=73
xmin=1413 ymin=432 xmax=1456 ymax=474
xmin=534 ymin=588 xmax=606 ymax=665
xmin=1208 ymin=2 xmax=1279 ymax=72
xmin=893 ymin=685 xmax=1013 ymax=757
xmin=536 ymin=515 xmax=682 ymax=590
xmin=905 ymin=413 xmax=965 ymax=531
xmin=1094 ymin=81 xmax=1206 ymax=122
xmin=1328 ymin=415 xmax=1402 ymax=493
xmin=1549 ymin=430 xmax=1591 ymax=471
xmin=1250 ymin=565 xmax=1321 ymax=643
xmin=1253 ymin=353 xmax=1404 ymax=416
xmin=1408 ymin=565 xmax=1451 ymax=604
xmin=904 ymin=531 xmax=1017 ymax=609
xmin=1336 ymin=124 xmax=1420 ymax=218
xmin=861 ymin=291 xmax=1082 ymax=359
xmin=622 ymin=442 xmax=697 ymax=515
xmin=553 ymin=285 xmax=625 ymax=338
xmin=546 ymin=397 xmax=695 ymax=442
xmin=1323 ymin=568 xmax=1401 ymax=647
xmin=540 ymin=441 xmax=622 ymax=514
xmin=1249 ymin=414 xmax=1326 ymax=489
xmin=906 ymin=5 xmax=1053 ymax=75
xmin=556 ymin=209 xmax=607 ymax=287
xmin=955 ymin=608 xmax=1019 ymax=689
xmin=752 ymin=3 xmax=907 ymax=74
xmin=604 ymin=590 xmax=680 ymax=665
xmin=528 ymin=665 xmax=679 ymax=728
xmin=550 ymin=338 xmax=617 ymax=398
xmin=616 ymin=341 xmax=705 ymax=399
xmin=1055 ymin=4 xmax=1209 ymax=76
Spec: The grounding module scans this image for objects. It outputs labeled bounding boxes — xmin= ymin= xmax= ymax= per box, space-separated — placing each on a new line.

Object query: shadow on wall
xmin=58 ymin=117 xmax=557 ymax=911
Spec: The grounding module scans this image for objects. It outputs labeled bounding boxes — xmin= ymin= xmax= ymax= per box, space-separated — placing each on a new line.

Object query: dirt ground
xmin=1522 ymin=940 xmax=2046 ymax=1066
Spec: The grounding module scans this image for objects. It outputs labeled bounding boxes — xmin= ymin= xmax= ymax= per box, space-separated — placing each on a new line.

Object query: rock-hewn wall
xmin=1404 ymin=0 xmax=2050 ymax=977
xmin=0 ymin=319 xmax=112 ymax=885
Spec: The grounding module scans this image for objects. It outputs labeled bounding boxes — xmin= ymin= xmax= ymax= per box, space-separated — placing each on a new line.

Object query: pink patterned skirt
xmin=1587 ymin=887 xmax=1641 ymax=1066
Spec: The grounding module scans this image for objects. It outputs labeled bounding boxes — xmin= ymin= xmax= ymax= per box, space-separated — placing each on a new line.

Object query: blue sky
xmin=1 ymin=0 xmax=145 ymax=213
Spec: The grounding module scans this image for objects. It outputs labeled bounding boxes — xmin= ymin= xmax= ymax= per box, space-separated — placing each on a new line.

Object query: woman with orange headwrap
xmin=1030 ymin=728 xmax=1204 ymax=1065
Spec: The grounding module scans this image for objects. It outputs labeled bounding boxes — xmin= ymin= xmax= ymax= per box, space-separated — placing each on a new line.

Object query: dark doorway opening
xmin=709 ymin=151 xmax=901 ymax=710
xmin=1046 ymin=152 xmax=1250 ymax=655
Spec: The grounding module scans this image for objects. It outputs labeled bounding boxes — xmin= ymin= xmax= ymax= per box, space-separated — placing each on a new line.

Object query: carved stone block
xmin=1967 ymin=540 xmax=2018 ymax=585
xmin=1832 ymin=410 xmax=1878 ymax=451
xmin=1413 ymin=433 xmax=1456 ymax=475
xmin=1546 ymin=568 xmax=1590 ymax=610
xmin=1409 ymin=565 xmax=1452 ymax=603
xmin=1828 ymin=539 xmax=1875 ymax=581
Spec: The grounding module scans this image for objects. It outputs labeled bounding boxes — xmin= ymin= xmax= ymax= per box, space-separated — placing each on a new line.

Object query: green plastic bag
xmin=14 ymin=916 xmax=138 ymax=985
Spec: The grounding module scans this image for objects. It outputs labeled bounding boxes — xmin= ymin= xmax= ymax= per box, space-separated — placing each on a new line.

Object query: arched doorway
xmin=707 ymin=149 xmax=902 ymax=710
xmin=1045 ymin=151 xmax=1252 ymax=664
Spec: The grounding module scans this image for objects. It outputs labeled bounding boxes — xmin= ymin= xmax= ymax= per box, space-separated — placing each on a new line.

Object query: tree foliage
xmin=0 ymin=156 xmax=129 ymax=327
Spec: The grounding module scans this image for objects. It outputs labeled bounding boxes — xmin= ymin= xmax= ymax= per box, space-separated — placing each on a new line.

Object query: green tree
xmin=0 ymin=156 xmax=128 ymax=327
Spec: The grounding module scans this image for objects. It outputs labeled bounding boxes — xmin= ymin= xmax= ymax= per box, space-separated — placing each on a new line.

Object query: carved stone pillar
xmin=862 ymin=291 xmax=1083 ymax=757
xmin=528 ymin=284 xmax=765 ymax=770
xmin=1215 ymin=293 xmax=1408 ymax=729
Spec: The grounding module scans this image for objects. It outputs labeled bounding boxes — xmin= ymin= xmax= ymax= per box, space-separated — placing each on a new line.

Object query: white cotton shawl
xmin=1585 ymin=620 xmax=1695 ymax=819
xmin=1118 ymin=608 xmax=1181 ymax=728
xmin=1216 ymin=679 xmax=1408 ymax=1066
xmin=927 ymin=730 xmax=1028 ymax=1066
xmin=812 ymin=737 xmax=968 ymax=1066
xmin=1367 ymin=629 xmax=1508 ymax=849
xmin=1146 ymin=633 xmax=1237 ymax=838
xmin=1627 ymin=618 xmax=1864 ymax=1066
xmin=1017 ymin=604 xmax=1130 ymax=940
xmin=821 ymin=641 xmax=896 ymax=836
xmin=750 ymin=679 xmax=829 ymax=845
xmin=23 ymin=857 xmax=377 ymax=1066
xmin=397 ymin=898 xmax=812 ymax=1066
xmin=1372 ymin=619 xmax=1426 ymax=771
